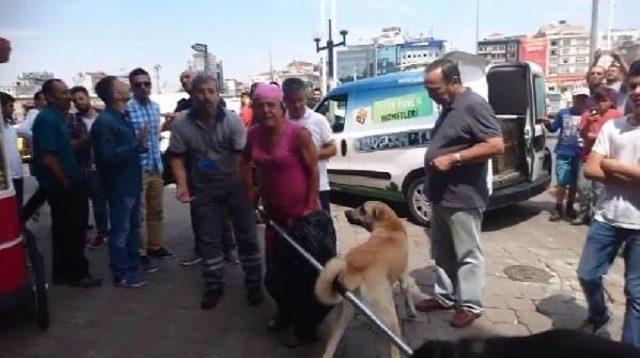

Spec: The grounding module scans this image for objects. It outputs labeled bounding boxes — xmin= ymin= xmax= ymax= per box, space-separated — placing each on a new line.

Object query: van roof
xmin=327 ymin=70 xmax=424 ymax=96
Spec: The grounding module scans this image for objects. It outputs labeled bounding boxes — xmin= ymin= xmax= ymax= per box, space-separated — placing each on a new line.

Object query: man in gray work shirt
xmin=168 ymin=73 xmax=263 ymax=310
xmin=417 ymin=59 xmax=504 ymax=328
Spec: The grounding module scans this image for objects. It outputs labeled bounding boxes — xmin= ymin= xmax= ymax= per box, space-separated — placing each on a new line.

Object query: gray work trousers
xmin=192 ymin=181 xmax=262 ymax=291
xmin=430 ymin=204 xmax=485 ymax=313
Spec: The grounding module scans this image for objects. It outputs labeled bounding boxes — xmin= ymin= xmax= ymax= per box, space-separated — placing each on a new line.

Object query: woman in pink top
xmin=240 ymin=83 xmax=320 ymax=346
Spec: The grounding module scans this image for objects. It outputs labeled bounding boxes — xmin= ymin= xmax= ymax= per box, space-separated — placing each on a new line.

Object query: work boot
xmin=246 ymin=286 xmax=264 ymax=306
xmin=201 ymin=288 xmax=224 ymax=310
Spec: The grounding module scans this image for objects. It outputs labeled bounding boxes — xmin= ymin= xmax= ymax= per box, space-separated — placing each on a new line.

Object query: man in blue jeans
xmin=91 ymin=76 xmax=149 ymax=288
xmin=543 ymin=88 xmax=589 ymax=221
xmin=577 ymin=59 xmax=640 ymax=347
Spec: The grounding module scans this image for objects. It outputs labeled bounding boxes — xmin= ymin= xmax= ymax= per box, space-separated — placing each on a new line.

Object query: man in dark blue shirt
xmin=91 ymin=76 xmax=148 ymax=288
xmin=32 ymin=79 xmax=101 ymax=288
xmin=543 ymin=88 xmax=590 ymax=221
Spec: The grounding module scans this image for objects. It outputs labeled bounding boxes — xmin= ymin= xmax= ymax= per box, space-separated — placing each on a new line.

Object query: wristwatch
xmin=453 ymin=153 xmax=462 ymax=166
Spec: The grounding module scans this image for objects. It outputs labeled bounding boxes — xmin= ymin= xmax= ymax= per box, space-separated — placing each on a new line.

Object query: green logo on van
xmin=372 ymin=93 xmax=433 ymax=123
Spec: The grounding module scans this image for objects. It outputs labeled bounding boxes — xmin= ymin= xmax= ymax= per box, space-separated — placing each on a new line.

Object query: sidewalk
xmin=0 ymin=182 xmax=626 ymax=357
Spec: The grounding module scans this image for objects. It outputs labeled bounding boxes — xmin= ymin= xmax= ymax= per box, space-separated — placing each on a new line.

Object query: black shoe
xmin=69 ymin=276 xmax=102 ymax=288
xmin=224 ymin=249 xmax=240 ymax=265
xmin=140 ymin=255 xmax=160 ymax=273
xmin=148 ymin=247 xmax=175 ymax=259
xmin=201 ymin=288 xmax=224 ymax=310
xmin=247 ymin=286 xmax=264 ymax=306
xmin=565 ymin=204 xmax=577 ymax=220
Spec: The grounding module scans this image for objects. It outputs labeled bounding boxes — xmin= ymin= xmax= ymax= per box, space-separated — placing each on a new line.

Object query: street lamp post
xmin=191 ymin=43 xmax=209 ymax=74
xmin=314 ymin=19 xmax=347 ymax=89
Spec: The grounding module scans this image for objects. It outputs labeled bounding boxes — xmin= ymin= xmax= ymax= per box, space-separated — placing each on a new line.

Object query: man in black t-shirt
xmin=417 ymin=59 xmax=504 ymax=329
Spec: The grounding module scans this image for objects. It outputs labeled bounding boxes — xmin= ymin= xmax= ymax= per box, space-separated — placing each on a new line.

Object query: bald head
xmin=180 ymin=69 xmax=196 ymax=94
xmin=587 ymin=65 xmax=606 ymax=89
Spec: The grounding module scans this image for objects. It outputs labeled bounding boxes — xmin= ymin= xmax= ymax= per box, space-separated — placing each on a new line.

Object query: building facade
xmin=191 ymin=52 xmax=224 ymax=91
xmin=477 ymin=34 xmax=524 ymax=63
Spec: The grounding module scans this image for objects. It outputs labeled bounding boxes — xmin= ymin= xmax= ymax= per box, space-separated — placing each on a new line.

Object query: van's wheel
xmin=406 ymin=176 xmax=431 ymax=226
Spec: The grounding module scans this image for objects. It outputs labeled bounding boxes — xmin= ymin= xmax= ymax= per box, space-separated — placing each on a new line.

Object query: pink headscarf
xmin=252 ymin=83 xmax=283 ymax=103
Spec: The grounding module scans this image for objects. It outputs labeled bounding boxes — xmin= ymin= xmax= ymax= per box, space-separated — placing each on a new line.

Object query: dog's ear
xmin=372 ymin=204 xmax=386 ymax=221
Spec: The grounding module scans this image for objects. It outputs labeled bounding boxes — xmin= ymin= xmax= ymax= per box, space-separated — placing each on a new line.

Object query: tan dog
xmin=315 ymin=201 xmax=423 ymax=358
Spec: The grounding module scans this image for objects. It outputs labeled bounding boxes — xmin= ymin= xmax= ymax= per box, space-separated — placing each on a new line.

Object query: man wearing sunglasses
xmin=126 ymin=68 xmax=174 ymax=274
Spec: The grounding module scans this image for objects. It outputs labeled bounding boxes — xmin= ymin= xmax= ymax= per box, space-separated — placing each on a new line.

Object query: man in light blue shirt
xmin=126 ymin=67 xmax=173 ymax=273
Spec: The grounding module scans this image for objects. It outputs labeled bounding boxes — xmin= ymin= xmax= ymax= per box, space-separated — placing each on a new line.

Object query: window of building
xmin=562 ymin=48 xmax=571 ymax=54
xmin=551 ymin=40 xmax=558 ymax=46
xmin=563 ymin=39 xmax=571 ymax=46
xmin=550 ymin=49 xmax=558 ymax=56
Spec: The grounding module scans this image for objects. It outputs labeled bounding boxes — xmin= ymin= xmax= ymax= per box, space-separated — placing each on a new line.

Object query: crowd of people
xmin=2 ymin=32 xmax=640 ymax=349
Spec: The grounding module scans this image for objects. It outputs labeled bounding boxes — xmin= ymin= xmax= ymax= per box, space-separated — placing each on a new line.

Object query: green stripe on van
xmin=330 ymin=183 xmax=404 ymax=202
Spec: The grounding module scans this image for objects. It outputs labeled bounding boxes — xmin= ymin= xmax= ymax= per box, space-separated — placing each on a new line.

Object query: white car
xmin=316 ymin=51 xmax=552 ymax=225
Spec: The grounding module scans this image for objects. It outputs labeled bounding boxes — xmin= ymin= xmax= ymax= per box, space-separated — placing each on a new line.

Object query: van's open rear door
xmin=442 ymin=52 xmax=530 ymax=190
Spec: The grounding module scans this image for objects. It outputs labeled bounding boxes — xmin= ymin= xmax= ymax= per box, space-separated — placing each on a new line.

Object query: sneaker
xmin=140 ymin=256 xmax=159 ymax=273
xmin=450 ymin=309 xmax=481 ymax=328
xmin=224 ymin=249 xmax=240 ymax=265
xmin=68 ymin=275 xmax=102 ymax=288
xmin=148 ymin=247 xmax=175 ymax=259
xmin=247 ymin=286 xmax=264 ymax=306
xmin=180 ymin=254 xmax=202 ymax=267
xmin=201 ymin=288 xmax=224 ymax=310
xmin=88 ymin=233 xmax=107 ymax=249
xmin=115 ymin=273 xmax=146 ymax=288
xmin=549 ymin=208 xmax=564 ymax=222
xmin=579 ymin=312 xmax=613 ymax=335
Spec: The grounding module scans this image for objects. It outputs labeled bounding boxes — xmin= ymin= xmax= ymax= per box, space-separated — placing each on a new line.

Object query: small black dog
xmin=412 ymin=329 xmax=640 ymax=358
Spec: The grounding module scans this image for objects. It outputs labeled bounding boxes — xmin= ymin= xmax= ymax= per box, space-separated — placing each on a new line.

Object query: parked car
xmin=315 ymin=51 xmax=552 ymax=225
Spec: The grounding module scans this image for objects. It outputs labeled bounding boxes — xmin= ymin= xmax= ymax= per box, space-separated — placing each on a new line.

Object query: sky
xmin=0 ymin=0 xmax=637 ymax=91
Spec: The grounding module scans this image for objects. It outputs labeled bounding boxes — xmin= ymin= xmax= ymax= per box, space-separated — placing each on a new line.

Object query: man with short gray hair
xmin=168 ymin=74 xmax=263 ymax=310
xmin=417 ymin=59 xmax=504 ymax=328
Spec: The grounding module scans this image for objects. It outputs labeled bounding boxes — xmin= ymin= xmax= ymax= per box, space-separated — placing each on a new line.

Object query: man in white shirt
xmin=577 ymin=59 xmax=640 ymax=348
xmin=282 ymin=78 xmax=336 ymax=212
xmin=1 ymin=92 xmax=24 ymax=215
xmin=17 ymin=91 xmax=47 ymax=144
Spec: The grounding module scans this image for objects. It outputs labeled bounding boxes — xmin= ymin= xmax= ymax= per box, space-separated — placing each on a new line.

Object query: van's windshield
xmin=316 ymin=94 xmax=348 ymax=133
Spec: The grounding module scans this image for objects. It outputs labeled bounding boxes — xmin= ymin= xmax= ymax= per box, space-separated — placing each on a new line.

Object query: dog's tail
xmin=315 ymin=257 xmax=350 ymax=305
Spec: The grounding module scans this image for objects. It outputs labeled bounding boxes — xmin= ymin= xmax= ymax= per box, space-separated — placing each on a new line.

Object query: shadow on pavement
xmin=482 ymin=200 xmax=554 ymax=232
xmin=535 ymin=294 xmax=605 ymax=335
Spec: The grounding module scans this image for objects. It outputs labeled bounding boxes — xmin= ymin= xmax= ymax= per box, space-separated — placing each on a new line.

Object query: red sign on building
xmin=519 ymin=37 xmax=548 ymax=74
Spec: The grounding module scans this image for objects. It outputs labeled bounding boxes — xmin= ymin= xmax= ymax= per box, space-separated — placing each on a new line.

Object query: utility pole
xmin=319 ymin=0 xmax=327 ymax=94
xmin=590 ymin=0 xmax=600 ymax=62
xmin=475 ymin=0 xmax=480 ymax=53
xmin=314 ymin=19 xmax=347 ymax=89
xmin=153 ymin=64 xmax=161 ymax=94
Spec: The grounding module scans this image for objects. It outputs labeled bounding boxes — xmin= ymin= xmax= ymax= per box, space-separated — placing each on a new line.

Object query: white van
xmin=315 ymin=52 xmax=552 ymax=225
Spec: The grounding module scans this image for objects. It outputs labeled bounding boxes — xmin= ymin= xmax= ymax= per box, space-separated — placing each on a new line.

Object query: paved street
xmin=0 ymin=177 xmax=627 ymax=357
